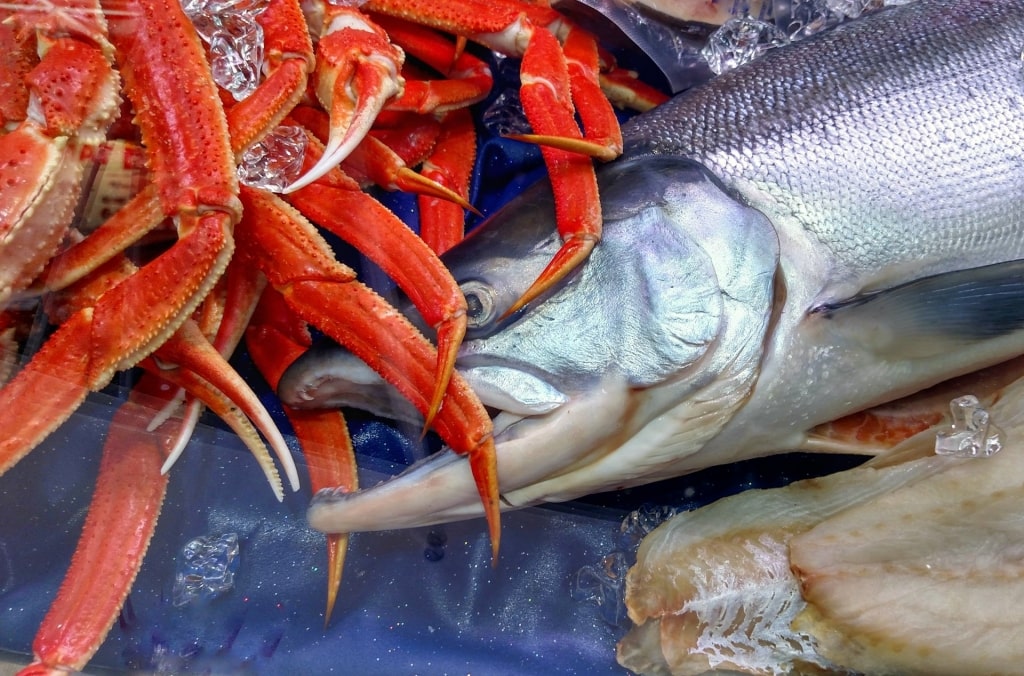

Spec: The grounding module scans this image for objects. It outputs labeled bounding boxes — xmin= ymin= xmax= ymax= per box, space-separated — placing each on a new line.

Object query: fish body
xmin=626 ymin=0 xmax=1024 ymax=464
xmin=282 ymin=0 xmax=1024 ymax=533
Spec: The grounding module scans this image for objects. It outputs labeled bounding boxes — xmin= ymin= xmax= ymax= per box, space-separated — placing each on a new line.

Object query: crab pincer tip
xmin=421 ymin=313 xmax=466 ymax=436
xmin=505 ymin=133 xmax=619 ymax=162
xmin=468 ymin=437 xmax=502 ymax=566
xmin=501 ymin=234 xmax=598 ymax=320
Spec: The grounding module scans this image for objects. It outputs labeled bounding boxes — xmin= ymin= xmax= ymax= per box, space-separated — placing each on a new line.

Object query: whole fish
xmin=281 ymin=0 xmax=1024 ymax=534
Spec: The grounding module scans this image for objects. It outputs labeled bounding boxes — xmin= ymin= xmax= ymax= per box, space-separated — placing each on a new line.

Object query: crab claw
xmin=285 ymin=6 xmax=404 ymax=193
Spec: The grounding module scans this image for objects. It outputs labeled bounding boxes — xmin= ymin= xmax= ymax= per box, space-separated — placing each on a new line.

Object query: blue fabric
xmin=0 ymin=390 xmax=859 ymax=673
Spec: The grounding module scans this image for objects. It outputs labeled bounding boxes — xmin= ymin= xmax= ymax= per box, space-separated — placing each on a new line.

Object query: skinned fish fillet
xmin=620 ymin=377 xmax=1024 ymax=675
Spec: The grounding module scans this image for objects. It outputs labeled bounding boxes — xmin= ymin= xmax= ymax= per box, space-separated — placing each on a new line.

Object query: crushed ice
xmin=702 ymin=17 xmax=790 ymax=75
xmin=172 ymin=533 xmax=240 ymax=606
xmin=572 ymin=504 xmax=678 ymax=627
xmin=481 ymin=56 xmax=533 ymax=138
xmin=237 ymin=125 xmax=308 ymax=191
xmin=181 ymin=0 xmax=269 ymax=101
xmin=572 ymin=551 xmax=630 ymax=626
xmin=704 ymin=0 xmax=921 ymax=73
xmin=935 ymin=395 xmax=1003 ymax=458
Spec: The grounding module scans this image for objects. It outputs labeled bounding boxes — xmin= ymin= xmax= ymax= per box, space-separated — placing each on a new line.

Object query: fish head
xmin=280 ymin=156 xmax=780 ymax=532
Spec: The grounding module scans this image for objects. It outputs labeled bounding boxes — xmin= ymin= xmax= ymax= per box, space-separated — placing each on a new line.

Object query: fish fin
xmin=811 ymin=259 xmax=1024 ymax=359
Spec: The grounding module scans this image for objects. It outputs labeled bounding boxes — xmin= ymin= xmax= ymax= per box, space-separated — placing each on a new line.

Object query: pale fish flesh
xmin=619 ymin=373 xmax=1024 ymax=675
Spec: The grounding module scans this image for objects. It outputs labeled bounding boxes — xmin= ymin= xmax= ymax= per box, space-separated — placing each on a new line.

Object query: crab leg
xmin=246 ymin=287 xmax=357 ymax=623
xmin=285 ymin=132 xmax=469 ymax=429
xmin=346 ymin=133 xmax=475 ymax=209
xmin=21 ymin=373 xmax=172 ymax=676
xmin=29 ymin=185 xmax=165 ymax=293
xmin=0 ymin=0 xmax=238 ymax=475
xmin=369 ymin=14 xmax=494 ymax=115
xmin=504 ymin=25 xmax=601 ymax=314
xmin=141 ymin=319 xmax=298 ymax=498
xmin=418 ymin=108 xmax=477 ymax=255
xmin=154 ymin=255 xmax=268 ymax=471
xmin=236 ymin=185 xmax=501 ymax=558
xmin=224 ymin=0 xmax=314 ymax=154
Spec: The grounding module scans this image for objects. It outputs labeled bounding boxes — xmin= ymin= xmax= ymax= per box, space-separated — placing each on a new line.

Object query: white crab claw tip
xmin=283 ymin=132 xmax=358 ymax=194
xmin=159 ymin=397 xmax=202 ymax=475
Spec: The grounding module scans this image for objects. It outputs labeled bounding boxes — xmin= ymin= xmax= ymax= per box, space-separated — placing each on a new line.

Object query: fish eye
xmin=460 ymin=280 xmax=497 ymax=329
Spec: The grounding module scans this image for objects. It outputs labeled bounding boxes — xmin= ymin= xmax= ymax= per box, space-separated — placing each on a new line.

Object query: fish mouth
xmin=278 ymin=347 xmax=570 ymax=432
xmin=279 ymin=348 xmax=628 ymax=532
xmin=306 ymin=381 xmax=630 ymax=532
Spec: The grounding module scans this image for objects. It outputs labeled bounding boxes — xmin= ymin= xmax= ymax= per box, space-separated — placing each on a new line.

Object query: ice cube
xmin=237 ymin=125 xmax=308 ymax=192
xmin=702 ymin=17 xmax=790 ymax=75
xmin=934 ymin=395 xmax=1003 ymax=458
xmin=571 ymin=551 xmax=630 ymax=627
xmin=180 ymin=0 xmax=269 ymax=100
xmin=172 ymin=532 xmax=240 ymax=607
xmin=618 ymin=503 xmax=679 ymax=551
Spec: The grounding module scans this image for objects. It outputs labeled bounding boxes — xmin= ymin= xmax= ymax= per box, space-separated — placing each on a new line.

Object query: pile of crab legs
xmin=0 ymin=0 xmax=668 ymax=672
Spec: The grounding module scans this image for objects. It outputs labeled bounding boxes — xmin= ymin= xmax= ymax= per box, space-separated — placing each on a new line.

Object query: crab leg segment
xmin=104 ymin=0 xmax=240 ymax=224
xmin=225 ymin=0 xmax=315 ymax=154
xmin=419 ymin=108 xmax=477 ymax=255
xmin=0 ymin=0 xmax=238 ymax=476
xmin=504 ymin=26 xmax=601 ymax=315
xmin=22 ymin=374 xmax=172 ymax=676
xmin=286 ymin=138 xmax=468 ymax=429
xmin=369 ymin=14 xmax=494 ymax=114
xmin=236 ymin=186 xmax=501 ymax=558
xmin=286 ymin=4 xmax=405 ymax=192
xmin=30 ymin=185 xmax=165 ymax=293
xmin=0 ymin=21 xmax=34 ymax=127
xmin=246 ymin=287 xmax=357 ymax=623
xmin=143 ymin=319 xmax=299 ymax=497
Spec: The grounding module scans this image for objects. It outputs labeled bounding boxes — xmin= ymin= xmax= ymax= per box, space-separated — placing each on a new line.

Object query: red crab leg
xmin=30 ymin=185 xmax=166 ymax=293
xmin=205 ymin=258 xmax=354 ymax=622
xmin=21 ymin=373 xmax=172 ymax=676
xmin=225 ymin=0 xmax=314 ymax=154
xmin=502 ymin=25 xmax=601 ymax=315
xmin=419 ymin=108 xmax=477 ymax=255
xmin=143 ymin=319 xmax=299 ymax=497
xmin=0 ymin=0 xmax=238 ymax=475
xmin=369 ymin=14 xmax=494 ymax=114
xmin=345 ymin=133 xmax=475 ymax=209
xmin=236 ymin=185 xmax=500 ymax=558
xmin=246 ymin=287 xmax=357 ymax=623
xmin=369 ymin=112 xmax=443 ymax=166
xmin=285 ymin=135 xmax=468 ymax=431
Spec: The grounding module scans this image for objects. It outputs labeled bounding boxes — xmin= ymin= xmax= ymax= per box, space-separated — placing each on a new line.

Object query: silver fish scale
xmin=624 ymin=0 xmax=1024 ymax=297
